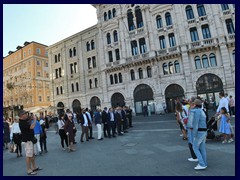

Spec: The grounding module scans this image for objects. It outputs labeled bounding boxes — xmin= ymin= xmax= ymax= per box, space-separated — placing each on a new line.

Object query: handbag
xmin=31 ymin=137 xmax=37 ymax=144
xmin=183 ymin=118 xmax=188 ymax=125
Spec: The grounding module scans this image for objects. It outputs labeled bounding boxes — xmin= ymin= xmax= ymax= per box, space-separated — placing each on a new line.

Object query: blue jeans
xmin=187 ymin=128 xmax=194 ymax=144
xmin=193 ymin=131 xmax=207 ymax=167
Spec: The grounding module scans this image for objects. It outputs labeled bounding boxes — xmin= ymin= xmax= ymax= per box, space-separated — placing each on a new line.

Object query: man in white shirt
xmin=85 ymin=108 xmax=94 ymax=139
xmin=216 ymin=92 xmax=229 ymax=113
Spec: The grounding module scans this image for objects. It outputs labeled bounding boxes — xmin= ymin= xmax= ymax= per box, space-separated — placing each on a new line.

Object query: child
xmin=219 ymin=107 xmax=234 ymax=143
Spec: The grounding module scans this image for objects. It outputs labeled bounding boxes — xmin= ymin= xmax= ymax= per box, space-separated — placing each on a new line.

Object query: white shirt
xmin=10 ymin=122 xmax=21 ymax=139
xmin=182 ymin=105 xmax=189 ymax=116
xmin=58 ymin=120 xmax=65 ymax=129
xmin=110 ymin=112 xmax=114 ymax=121
xmin=85 ymin=111 xmax=92 ymax=123
xmin=83 ymin=114 xmax=89 ymax=126
xmin=217 ymin=97 xmax=229 ymax=113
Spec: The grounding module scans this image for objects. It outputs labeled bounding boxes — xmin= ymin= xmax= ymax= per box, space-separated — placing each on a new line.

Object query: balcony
xmin=203 ymin=38 xmax=216 ymax=46
xmin=126 ymin=52 xmax=149 ymax=62
xmin=199 ymin=16 xmax=207 ymax=22
xmin=142 ymin=52 xmax=149 ymax=58
xmin=137 ymin=28 xmax=144 ymax=34
xmin=227 ymin=34 xmax=235 ymax=41
xmin=223 ymin=9 xmax=231 ymax=16
xmin=113 ymin=42 xmax=119 ymax=46
xmin=133 ymin=55 xmax=140 ymax=60
xmin=157 ymin=28 xmax=164 ymax=33
xmin=113 ymin=61 xmax=120 ymax=65
xmin=166 ymin=25 xmax=173 ymax=30
xmin=158 ymin=49 xmax=167 ymax=55
xmin=190 ymin=41 xmax=201 ymax=48
xmin=189 ymin=38 xmax=218 ymax=50
xmin=187 ymin=19 xmax=196 ymax=24
xmin=106 ymin=62 xmax=112 ymax=67
xmin=168 ymin=46 xmax=178 ymax=52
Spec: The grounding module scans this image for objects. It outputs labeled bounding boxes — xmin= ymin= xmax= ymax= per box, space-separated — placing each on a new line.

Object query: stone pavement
xmin=3 ymin=112 xmax=235 ymax=176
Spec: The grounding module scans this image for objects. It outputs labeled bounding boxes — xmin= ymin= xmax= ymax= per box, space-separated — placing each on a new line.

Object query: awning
xmin=24 ymin=106 xmax=48 ymax=113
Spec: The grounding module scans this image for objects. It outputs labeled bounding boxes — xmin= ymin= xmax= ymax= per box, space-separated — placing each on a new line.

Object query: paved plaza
xmin=3 ymin=112 xmax=235 ymax=176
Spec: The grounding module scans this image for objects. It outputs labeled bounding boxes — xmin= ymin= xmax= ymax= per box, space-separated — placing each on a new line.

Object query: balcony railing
xmin=166 ymin=25 xmax=173 ymax=30
xmin=106 ymin=62 xmax=112 ymax=67
xmin=199 ymin=16 xmax=207 ymax=22
xmin=228 ymin=34 xmax=235 ymax=41
xmin=223 ymin=10 xmax=231 ymax=15
xmin=158 ymin=49 xmax=167 ymax=55
xmin=191 ymin=41 xmax=201 ymax=48
xmin=187 ymin=19 xmax=195 ymax=24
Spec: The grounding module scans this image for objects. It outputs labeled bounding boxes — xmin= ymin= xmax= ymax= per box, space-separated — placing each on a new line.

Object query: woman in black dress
xmin=64 ymin=113 xmax=76 ymax=152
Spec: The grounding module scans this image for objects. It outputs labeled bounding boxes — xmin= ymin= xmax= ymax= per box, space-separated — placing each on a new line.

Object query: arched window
xmin=195 ymin=56 xmax=202 ymax=69
xmin=165 ymin=12 xmax=172 ymax=26
xmin=138 ymin=68 xmax=143 ymax=79
xmin=209 ymin=53 xmax=217 ymax=67
xmin=139 ymin=38 xmax=147 ymax=54
xmin=91 ymin=40 xmax=95 ymax=50
xmin=60 ymin=86 xmax=63 ymax=94
xmin=55 ymin=55 xmax=57 ymax=63
xmin=58 ymin=53 xmax=61 ymax=62
xmin=159 ymin=36 xmax=166 ymax=49
xmin=174 ymin=61 xmax=180 ymax=73
xmin=135 ymin=6 xmax=144 ymax=28
xmin=69 ymin=49 xmax=72 ymax=57
xmin=147 ymin=66 xmax=152 ymax=78
xmin=156 ymin=15 xmax=163 ymax=29
xmin=108 ymin=10 xmax=112 ymax=19
xmin=202 ymin=55 xmax=209 ymax=68
xmin=131 ymin=40 xmax=138 ymax=56
xmin=71 ymin=83 xmax=74 ymax=92
xmin=221 ymin=4 xmax=229 ymax=11
xmin=56 ymin=87 xmax=59 ymax=95
xmin=127 ymin=9 xmax=135 ymax=31
xmin=169 ymin=62 xmax=174 ymax=74
xmin=114 ymin=74 xmax=118 ymax=84
xmin=73 ymin=47 xmax=76 ymax=56
xmin=197 ymin=4 xmax=206 ymax=17
xmin=168 ymin=33 xmax=176 ymax=47
xmin=113 ymin=30 xmax=118 ymax=42
xmin=95 ymin=78 xmax=98 ymax=88
xmin=104 ymin=12 xmax=107 ymax=21
xmin=186 ymin=5 xmax=195 ymax=20
xmin=107 ymin=33 xmax=111 ymax=44
xmin=130 ymin=69 xmax=135 ymax=80
xmin=110 ymin=75 xmax=114 ymax=85
xmin=163 ymin=63 xmax=168 ymax=75
xmin=89 ymin=79 xmax=92 ymax=89
xmin=112 ymin=8 xmax=116 ymax=17
xmin=232 ymin=50 xmax=235 ymax=64
xmin=119 ymin=73 xmax=122 ymax=83
xmin=76 ymin=82 xmax=79 ymax=91
xmin=86 ymin=42 xmax=90 ymax=51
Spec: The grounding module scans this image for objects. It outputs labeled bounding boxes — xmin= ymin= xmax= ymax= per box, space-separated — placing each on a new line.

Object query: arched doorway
xmin=196 ymin=73 xmax=223 ymax=109
xmin=134 ymin=84 xmax=155 ymax=115
xmin=90 ymin=96 xmax=101 ymax=111
xmin=72 ymin=99 xmax=81 ymax=113
xmin=165 ymin=84 xmax=184 ymax=113
xmin=57 ymin=102 xmax=64 ymax=115
xmin=111 ymin=93 xmax=125 ymax=108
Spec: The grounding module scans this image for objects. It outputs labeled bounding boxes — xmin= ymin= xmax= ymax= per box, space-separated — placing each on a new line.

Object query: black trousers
xmin=13 ymin=134 xmax=22 ymax=154
xmin=128 ymin=117 xmax=132 ymax=127
xmin=123 ymin=119 xmax=128 ymax=131
xmin=103 ymin=123 xmax=109 ymax=137
xmin=188 ymin=143 xmax=197 ymax=159
xmin=117 ymin=121 xmax=123 ymax=134
xmin=230 ymin=107 xmax=235 ymax=116
xmin=59 ymin=129 xmax=68 ymax=148
xmin=108 ymin=122 xmax=115 ymax=136
xmin=40 ymin=137 xmax=47 ymax=151
xmin=88 ymin=125 xmax=93 ymax=138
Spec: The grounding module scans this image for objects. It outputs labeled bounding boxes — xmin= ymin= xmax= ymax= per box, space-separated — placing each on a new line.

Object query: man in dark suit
xmin=121 ymin=106 xmax=128 ymax=133
xmin=102 ymin=107 xmax=109 ymax=138
xmin=126 ymin=106 xmax=133 ymax=128
xmin=115 ymin=107 xmax=124 ymax=136
xmin=107 ymin=108 xmax=116 ymax=138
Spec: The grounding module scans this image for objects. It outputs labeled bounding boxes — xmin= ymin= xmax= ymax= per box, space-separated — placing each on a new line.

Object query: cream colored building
xmin=48 ymin=4 xmax=235 ymax=115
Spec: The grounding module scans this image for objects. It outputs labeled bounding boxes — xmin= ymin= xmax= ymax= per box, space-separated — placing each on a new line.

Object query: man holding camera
xmin=19 ymin=110 xmax=42 ymax=175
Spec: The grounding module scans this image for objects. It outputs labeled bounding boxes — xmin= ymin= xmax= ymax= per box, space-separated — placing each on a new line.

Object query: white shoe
xmin=188 ymin=158 xmax=198 ymax=162
xmin=228 ymin=138 xmax=234 ymax=143
xmin=194 ymin=164 xmax=207 ymax=170
xmin=62 ymin=148 xmax=66 ymax=151
xmin=180 ymin=134 xmax=183 ymax=137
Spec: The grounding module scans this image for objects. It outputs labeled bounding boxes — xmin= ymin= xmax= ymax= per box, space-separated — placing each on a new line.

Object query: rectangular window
xmin=55 ymin=69 xmax=59 ymax=79
xmin=28 ymin=49 xmax=31 ymax=55
xmin=46 ymin=73 xmax=49 ymax=78
xmin=60 ymin=86 xmax=63 ymax=94
xmin=37 ymin=60 xmax=41 ymax=65
xmin=47 ymin=96 xmax=50 ymax=101
xmin=37 ymin=72 xmax=41 ymax=77
xmin=108 ymin=51 xmax=113 ymax=62
xmin=115 ymin=49 xmax=120 ymax=60
xmin=74 ymin=62 xmax=77 ymax=73
xmin=226 ymin=19 xmax=235 ymax=34
xmin=70 ymin=64 xmax=74 ymax=74
xmin=45 ymin=62 xmax=48 ymax=67
xmin=168 ymin=33 xmax=176 ymax=47
xmin=131 ymin=41 xmax=138 ymax=56
xmin=159 ymin=36 xmax=166 ymax=49
xmin=139 ymin=38 xmax=147 ymax=54
xmin=88 ymin=58 xmax=92 ymax=69
xmin=190 ymin=27 xmax=199 ymax=42
xmin=201 ymin=25 xmax=211 ymax=39
xmin=45 ymin=51 xmax=48 ymax=57
xmin=59 ymin=68 xmax=62 ymax=77
xmin=36 ymin=48 xmax=41 ymax=55
xmin=38 ymin=96 xmax=42 ymax=102
xmin=23 ymin=52 xmax=26 ymax=57
xmin=92 ymin=56 xmax=96 ymax=68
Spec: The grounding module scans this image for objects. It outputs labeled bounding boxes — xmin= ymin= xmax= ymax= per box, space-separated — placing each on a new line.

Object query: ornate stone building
xmin=47 ymin=4 xmax=235 ymax=115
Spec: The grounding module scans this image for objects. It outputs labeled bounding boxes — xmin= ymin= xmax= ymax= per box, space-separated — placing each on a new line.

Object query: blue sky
xmin=3 ymin=4 xmax=97 ymax=57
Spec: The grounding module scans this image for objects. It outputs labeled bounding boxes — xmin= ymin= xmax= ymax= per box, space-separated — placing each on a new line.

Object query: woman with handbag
xmin=10 ymin=116 xmax=22 ymax=157
xmin=175 ymin=101 xmax=187 ymax=140
xmin=57 ymin=114 xmax=69 ymax=150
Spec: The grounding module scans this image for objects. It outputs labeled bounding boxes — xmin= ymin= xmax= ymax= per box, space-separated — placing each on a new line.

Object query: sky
xmin=3 ymin=4 xmax=98 ymax=57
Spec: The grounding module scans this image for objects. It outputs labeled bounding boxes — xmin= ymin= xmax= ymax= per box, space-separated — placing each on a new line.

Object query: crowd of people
xmin=175 ymin=92 xmax=235 ymax=170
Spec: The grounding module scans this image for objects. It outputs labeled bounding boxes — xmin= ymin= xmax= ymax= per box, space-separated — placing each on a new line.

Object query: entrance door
xmin=90 ymin=96 xmax=101 ymax=111
xmin=111 ymin=93 xmax=125 ymax=108
xmin=134 ymin=84 xmax=155 ymax=115
xmin=57 ymin=102 xmax=64 ymax=115
xmin=165 ymin=84 xmax=184 ymax=113
xmin=72 ymin=99 xmax=81 ymax=113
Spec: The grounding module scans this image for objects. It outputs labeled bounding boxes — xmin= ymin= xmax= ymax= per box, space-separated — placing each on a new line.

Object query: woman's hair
xmin=175 ymin=102 xmax=183 ymax=112
xmin=221 ymin=107 xmax=228 ymax=114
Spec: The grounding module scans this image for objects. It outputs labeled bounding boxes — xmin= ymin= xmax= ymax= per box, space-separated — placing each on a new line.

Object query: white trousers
xmin=96 ymin=124 xmax=102 ymax=139
xmin=34 ymin=134 xmax=41 ymax=154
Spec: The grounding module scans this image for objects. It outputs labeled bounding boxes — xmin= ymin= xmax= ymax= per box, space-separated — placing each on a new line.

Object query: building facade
xmin=3 ymin=41 xmax=51 ymax=117
xmin=48 ymin=4 xmax=235 ymax=115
